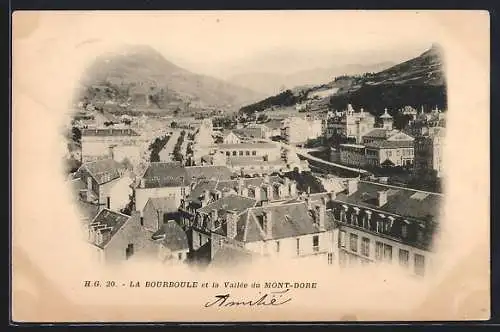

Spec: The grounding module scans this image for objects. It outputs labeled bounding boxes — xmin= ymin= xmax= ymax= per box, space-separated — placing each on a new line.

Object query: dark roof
xmin=363 ymin=128 xmax=390 ymax=138
xmin=81 ymin=159 xmax=125 ymax=185
xmin=198 ymin=195 xmax=257 ymax=218
xmin=365 ymin=140 xmax=414 ymax=149
xmin=152 ymin=220 xmax=189 ymax=251
xmin=186 ymin=176 xmax=284 ymax=204
xmin=141 ymin=163 xmax=189 ymax=188
xmin=140 ymin=164 xmax=233 ymax=189
xmin=209 ymin=245 xmax=256 ymax=269
xmin=82 ymin=128 xmax=140 ymax=137
xmin=146 ymin=197 xmax=178 ymax=213
xmin=185 ymin=166 xmax=233 ymax=181
xmin=89 ymin=209 xmax=131 ymax=249
xmin=334 ymin=181 xmax=442 ymax=222
xmin=237 ymin=201 xmax=336 ymax=242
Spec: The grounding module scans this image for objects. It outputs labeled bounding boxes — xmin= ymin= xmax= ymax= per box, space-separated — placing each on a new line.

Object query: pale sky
xmin=17 ymin=11 xmax=448 ymax=79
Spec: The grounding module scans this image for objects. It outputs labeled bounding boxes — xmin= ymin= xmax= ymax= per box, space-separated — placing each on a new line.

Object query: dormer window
xmin=401 ymin=224 xmax=408 ymax=238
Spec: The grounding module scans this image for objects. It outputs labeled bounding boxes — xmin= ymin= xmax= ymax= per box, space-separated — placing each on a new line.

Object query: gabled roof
xmin=89 ymin=209 xmax=131 ymax=249
xmin=363 ymin=128 xmax=390 ymax=138
xmin=185 ymin=165 xmax=233 ymax=181
xmin=139 ymin=164 xmax=233 ymax=189
xmin=151 ymin=220 xmax=189 ymax=252
xmin=80 ymin=159 xmax=125 ymax=185
xmin=237 ymin=201 xmax=336 ymax=242
xmin=214 ymin=142 xmax=277 ymax=149
xmin=198 ymin=195 xmax=257 ymax=218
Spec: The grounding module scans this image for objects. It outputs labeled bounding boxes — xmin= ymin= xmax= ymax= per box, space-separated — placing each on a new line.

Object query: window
xmin=375 ymin=241 xmax=384 ymax=261
xmin=349 ymin=233 xmax=358 ymax=252
xmin=198 ymin=234 xmax=202 ymax=246
xmin=327 ymin=252 xmax=333 ymax=265
xmin=414 ymin=254 xmax=425 ymax=276
xmin=313 ymin=235 xmax=319 ymax=252
xmin=125 ymin=243 xmax=134 ymax=260
xmin=361 ymin=237 xmax=370 ymax=257
xmin=178 ymin=252 xmax=183 ymax=260
xmin=401 ymin=225 xmax=408 ymax=238
xmin=140 ymin=217 xmax=144 ymax=226
xmin=383 ymin=244 xmax=393 ymax=262
xmin=252 ymin=151 xmax=257 ymax=156
xmin=296 ymin=238 xmax=300 ymax=256
xmin=239 ymin=151 xmax=244 ymax=156
xmin=399 ymin=249 xmax=409 ymax=267
xmin=232 ymin=151 xmax=237 ymax=156
xmin=226 ymin=151 xmax=230 ymax=156
xmin=387 ymin=151 xmax=392 ymax=157
xmin=276 ymin=241 xmax=280 ymax=253
xmin=339 ymin=230 xmax=346 ymax=248
xmin=246 ymin=151 xmax=250 ymax=156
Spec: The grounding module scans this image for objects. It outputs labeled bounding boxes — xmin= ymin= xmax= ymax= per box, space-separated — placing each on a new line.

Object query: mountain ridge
xmin=239 ymin=44 xmax=447 ymax=116
xmin=77 ymin=44 xmax=264 ymax=110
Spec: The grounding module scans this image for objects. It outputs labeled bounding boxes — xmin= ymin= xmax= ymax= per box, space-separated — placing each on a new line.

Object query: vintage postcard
xmin=11 ymin=10 xmax=490 ymax=322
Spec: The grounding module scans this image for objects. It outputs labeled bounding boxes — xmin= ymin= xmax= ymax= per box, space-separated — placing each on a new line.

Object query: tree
xmin=71 ymin=127 xmax=82 ymax=143
xmin=173 ymin=107 xmax=181 ymax=117
xmin=171 ymin=121 xmax=178 ymax=128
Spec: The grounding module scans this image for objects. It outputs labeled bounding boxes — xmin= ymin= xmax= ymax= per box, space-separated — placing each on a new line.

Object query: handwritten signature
xmin=204 ymin=288 xmax=292 ymax=308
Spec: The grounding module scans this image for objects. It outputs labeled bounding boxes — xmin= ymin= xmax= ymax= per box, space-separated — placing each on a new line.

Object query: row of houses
xmin=70 ymin=158 xmax=442 ymax=277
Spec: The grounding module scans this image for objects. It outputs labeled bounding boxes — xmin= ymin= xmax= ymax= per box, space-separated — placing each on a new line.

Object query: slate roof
xmin=363 ymin=128 xmax=390 ymax=139
xmin=185 ymin=166 xmax=233 ymax=181
xmin=333 ymin=181 xmax=442 ymax=222
xmin=82 ymin=128 xmax=140 ymax=137
xmin=140 ymin=164 xmax=232 ymax=189
xmin=80 ymin=159 xmax=125 ymax=185
xmin=365 ymin=140 xmax=414 ymax=149
xmin=235 ymin=201 xmax=337 ymax=243
xmin=198 ymin=195 xmax=257 ymax=219
xmin=88 ymin=209 xmax=131 ymax=249
xmin=151 ymin=220 xmax=189 ymax=252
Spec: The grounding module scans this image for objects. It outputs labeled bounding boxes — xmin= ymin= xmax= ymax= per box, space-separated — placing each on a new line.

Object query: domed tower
xmin=380 ymin=108 xmax=393 ymax=130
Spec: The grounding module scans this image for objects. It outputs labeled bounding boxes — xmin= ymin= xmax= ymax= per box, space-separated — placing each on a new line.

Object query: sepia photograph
xmin=11 ymin=10 xmax=490 ymax=322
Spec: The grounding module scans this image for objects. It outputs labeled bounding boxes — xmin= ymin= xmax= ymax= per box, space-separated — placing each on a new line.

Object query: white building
xmin=81 ymin=128 xmax=144 ymax=164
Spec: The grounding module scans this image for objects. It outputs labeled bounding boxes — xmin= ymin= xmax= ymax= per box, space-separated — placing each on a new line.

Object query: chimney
xmin=289 ymin=181 xmax=297 ymax=197
xmin=377 ymin=191 xmax=388 ymax=207
xmin=241 ymin=187 xmax=249 ymax=197
xmin=328 ymin=191 xmax=336 ymax=202
xmin=157 ymin=209 xmax=163 ymax=230
xmin=211 ymin=209 xmax=218 ymax=222
xmin=254 ymin=186 xmax=262 ymax=201
xmin=203 ymin=190 xmax=211 ymax=205
xmin=262 ymin=211 xmax=272 ymax=239
xmin=316 ymin=202 xmax=326 ymax=231
xmin=266 ymin=185 xmax=273 ymax=201
xmin=226 ymin=210 xmax=238 ymax=239
xmin=347 ymin=179 xmax=358 ymax=196
xmin=264 ymin=174 xmax=270 ymax=184
xmin=238 ymin=177 xmax=245 ymax=195
xmin=140 ymin=178 xmax=145 ymax=188
xmin=86 ymin=177 xmax=93 ymax=202
xmin=305 ymin=197 xmax=312 ymax=210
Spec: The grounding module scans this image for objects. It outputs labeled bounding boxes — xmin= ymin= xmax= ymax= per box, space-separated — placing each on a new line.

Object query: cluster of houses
xmin=191 ymin=119 xmax=309 ymax=177
xmin=70 ymin=153 xmax=442 ymax=278
xmin=68 ymin=101 xmax=444 ymax=277
xmin=326 ymin=104 xmax=445 ymax=177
